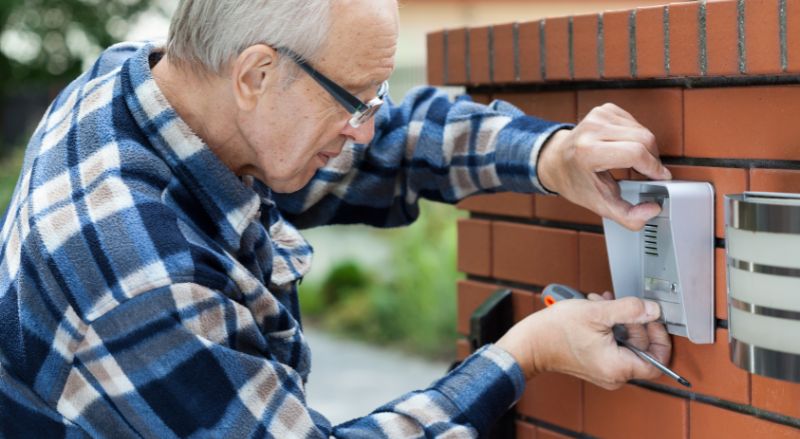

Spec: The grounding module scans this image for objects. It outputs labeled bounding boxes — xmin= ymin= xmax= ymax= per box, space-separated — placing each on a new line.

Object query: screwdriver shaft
xmin=618 ymin=338 xmax=691 ymax=387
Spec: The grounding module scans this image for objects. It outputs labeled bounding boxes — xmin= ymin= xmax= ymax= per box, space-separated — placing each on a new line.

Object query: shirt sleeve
xmin=60 ymin=283 xmax=526 ymax=438
xmin=273 ymin=86 xmax=572 ymax=229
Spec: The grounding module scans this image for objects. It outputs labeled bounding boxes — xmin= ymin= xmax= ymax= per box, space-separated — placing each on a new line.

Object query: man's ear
xmin=231 ymin=44 xmax=278 ymax=111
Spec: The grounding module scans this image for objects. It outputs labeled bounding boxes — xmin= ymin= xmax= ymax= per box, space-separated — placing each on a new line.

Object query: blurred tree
xmin=0 ymin=0 xmax=157 ymax=95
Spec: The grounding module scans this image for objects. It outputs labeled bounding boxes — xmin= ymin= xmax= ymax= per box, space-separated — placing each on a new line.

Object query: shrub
xmin=300 ymin=201 xmax=464 ymax=360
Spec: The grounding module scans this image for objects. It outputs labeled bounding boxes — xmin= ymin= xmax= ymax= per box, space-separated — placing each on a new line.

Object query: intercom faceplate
xmin=604 ymin=181 xmax=715 ymax=344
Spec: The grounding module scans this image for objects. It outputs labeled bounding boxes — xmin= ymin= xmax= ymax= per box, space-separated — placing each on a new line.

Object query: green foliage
xmin=0 ymin=0 xmax=157 ymax=95
xmin=300 ymin=201 xmax=465 ymax=360
xmin=0 ymin=145 xmax=26 ymax=215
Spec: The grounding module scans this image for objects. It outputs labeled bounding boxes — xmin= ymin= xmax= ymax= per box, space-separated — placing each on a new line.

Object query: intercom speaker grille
xmin=644 ymin=223 xmax=659 ymax=256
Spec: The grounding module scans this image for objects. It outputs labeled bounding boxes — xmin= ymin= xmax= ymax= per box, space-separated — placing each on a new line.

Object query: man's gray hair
xmin=166 ymin=0 xmax=332 ymax=75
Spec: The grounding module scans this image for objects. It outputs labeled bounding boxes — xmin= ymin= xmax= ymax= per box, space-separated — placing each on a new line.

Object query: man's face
xmin=237 ymin=0 xmax=399 ymax=193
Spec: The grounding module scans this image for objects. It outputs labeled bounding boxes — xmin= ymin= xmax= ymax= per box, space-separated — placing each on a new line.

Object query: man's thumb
xmin=600 ymin=297 xmax=661 ymax=326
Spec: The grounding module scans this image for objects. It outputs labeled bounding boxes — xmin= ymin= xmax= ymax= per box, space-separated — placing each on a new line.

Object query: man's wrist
xmin=536 ymin=128 xmax=571 ymax=195
xmin=496 ymin=316 xmax=548 ymax=381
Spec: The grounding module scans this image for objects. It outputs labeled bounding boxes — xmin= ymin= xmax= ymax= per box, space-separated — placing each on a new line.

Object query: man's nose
xmin=341 ymin=119 xmax=376 ymax=144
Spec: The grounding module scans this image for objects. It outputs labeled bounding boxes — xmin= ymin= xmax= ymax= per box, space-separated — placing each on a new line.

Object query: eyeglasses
xmin=278 ymin=47 xmax=389 ymax=128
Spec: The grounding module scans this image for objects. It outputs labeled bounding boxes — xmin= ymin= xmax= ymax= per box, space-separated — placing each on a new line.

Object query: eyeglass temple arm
xmin=278 ymin=48 xmax=366 ymax=113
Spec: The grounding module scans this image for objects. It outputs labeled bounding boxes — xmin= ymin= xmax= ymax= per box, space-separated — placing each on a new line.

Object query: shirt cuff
xmin=530 ymin=124 xmax=575 ymax=195
xmin=431 ymin=344 xmax=526 ymax=436
xmin=493 ymin=116 xmax=574 ymax=195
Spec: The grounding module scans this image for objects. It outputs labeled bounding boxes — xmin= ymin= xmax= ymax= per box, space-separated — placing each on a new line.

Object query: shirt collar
xmin=119 ymin=42 xmax=262 ymax=252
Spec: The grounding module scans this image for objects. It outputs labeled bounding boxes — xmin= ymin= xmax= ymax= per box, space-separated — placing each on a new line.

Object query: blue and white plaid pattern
xmin=0 ymin=42 xmax=567 ymax=437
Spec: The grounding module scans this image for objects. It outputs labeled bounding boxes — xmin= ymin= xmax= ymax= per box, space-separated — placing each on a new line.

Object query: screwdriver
xmin=542 ymin=283 xmax=691 ymax=388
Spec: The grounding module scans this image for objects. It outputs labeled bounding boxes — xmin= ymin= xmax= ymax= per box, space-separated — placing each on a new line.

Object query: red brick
xmin=654 ymin=329 xmax=750 ymax=404
xmin=751 ymin=373 xmax=800 ymax=419
xmin=495 ymin=91 xmax=577 ymax=123
xmin=446 ymin=28 xmax=468 ymax=85
xmin=516 ymin=421 xmax=537 ymax=439
xmin=668 ymin=1 xmax=701 ymax=76
xmin=788 ymin=0 xmax=800 ymax=72
xmin=584 ymin=384 xmax=687 ymax=439
xmin=602 ymin=10 xmax=632 ymax=79
xmin=534 ymin=196 xmax=602 ymax=226
xmin=456 ymin=280 xmax=498 ymax=335
xmin=468 ymin=26 xmax=491 ymax=86
xmin=537 ymin=427 xmax=572 ymax=439
xmin=492 ymin=223 xmax=578 ymax=287
xmin=518 ymin=372 xmax=583 ymax=432
xmin=493 ymin=23 xmax=516 ymax=83
xmin=572 ymin=14 xmax=600 ymax=80
xmin=512 ymin=289 xmax=537 ymax=324
xmin=427 ymin=31 xmax=445 ymax=85
xmin=457 ymin=219 xmax=492 ymax=277
xmin=457 ymin=281 xmax=536 ymax=336
xmin=685 ymin=86 xmax=800 ymax=160
xmin=579 ymin=232 xmax=613 ymax=295
xmin=690 ymin=401 xmax=800 ymax=439
xmin=744 ymin=0 xmax=782 ymax=75
xmin=531 ymin=292 xmax=546 ymax=314
xmin=578 ymin=88 xmax=684 ymax=157
xmin=635 ymin=6 xmax=667 ymax=78
xmin=456 ymin=193 xmax=535 ymax=218
xmin=609 ymin=168 xmax=631 ymax=181
xmin=456 ymin=338 xmax=471 ymax=361
xmin=706 ymin=0 xmax=740 ymax=76
xmin=544 ymin=16 xmax=570 ymax=81
xmin=715 ymin=248 xmax=728 ymax=320
xmin=519 ymin=20 xmax=543 ymax=83
xmin=750 ymin=168 xmax=800 ymax=193
xmin=469 ymin=93 xmax=493 ymax=105
xmin=664 ymin=165 xmax=748 ymax=239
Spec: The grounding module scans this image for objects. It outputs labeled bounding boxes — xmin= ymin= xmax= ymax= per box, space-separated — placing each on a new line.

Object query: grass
xmin=0 ymin=145 xmax=26 ymax=214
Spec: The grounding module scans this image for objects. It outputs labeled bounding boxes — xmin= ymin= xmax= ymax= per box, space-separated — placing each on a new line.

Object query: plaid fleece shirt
xmin=0 ymin=42 xmax=569 ymax=438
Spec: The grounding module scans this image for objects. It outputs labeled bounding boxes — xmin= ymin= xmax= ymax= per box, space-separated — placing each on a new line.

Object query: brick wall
xmin=429 ymin=1 xmax=800 ymax=437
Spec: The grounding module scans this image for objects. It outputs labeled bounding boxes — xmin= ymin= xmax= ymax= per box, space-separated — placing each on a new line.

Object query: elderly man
xmin=0 ymin=0 xmax=673 ymax=437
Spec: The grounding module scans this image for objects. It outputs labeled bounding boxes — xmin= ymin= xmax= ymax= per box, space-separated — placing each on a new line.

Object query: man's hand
xmin=537 ymin=103 xmax=672 ymax=231
xmin=496 ymin=294 xmax=671 ymax=390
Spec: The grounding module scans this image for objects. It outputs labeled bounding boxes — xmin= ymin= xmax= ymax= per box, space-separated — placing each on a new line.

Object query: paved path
xmin=304 ymin=326 xmax=452 ymax=425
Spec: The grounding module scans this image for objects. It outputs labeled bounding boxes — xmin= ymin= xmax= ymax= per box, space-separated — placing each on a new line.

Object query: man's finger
xmin=586 ymin=141 xmax=670 ymax=180
xmin=645 ymin=321 xmax=672 ymax=365
xmin=587 ymin=293 xmax=605 ymax=301
xmin=590 ymin=175 xmax=661 ymax=230
xmin=598 ymin=297 xmax=661 ymax=327
xmin=588 ymin=292 xmax=614 ymax=301
xmin=600 ymin=112 xmax=644 ymax=129
xmin=607 ymin=111 xmax=641 ymax=126
xmin=597 ymin=102 xmax=638 ymax=123
xmin=596 ymin=105 xmax=661 ymax=159
xmin=624 ymin=322 xmax=650 ymax=350
xmin=620 ymin=346 xmax=661 ymax=380
xmin=607 ymin=200 xmax=663 ymax=231
xmin=597 ymin=125 xmax=659 ymax=157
